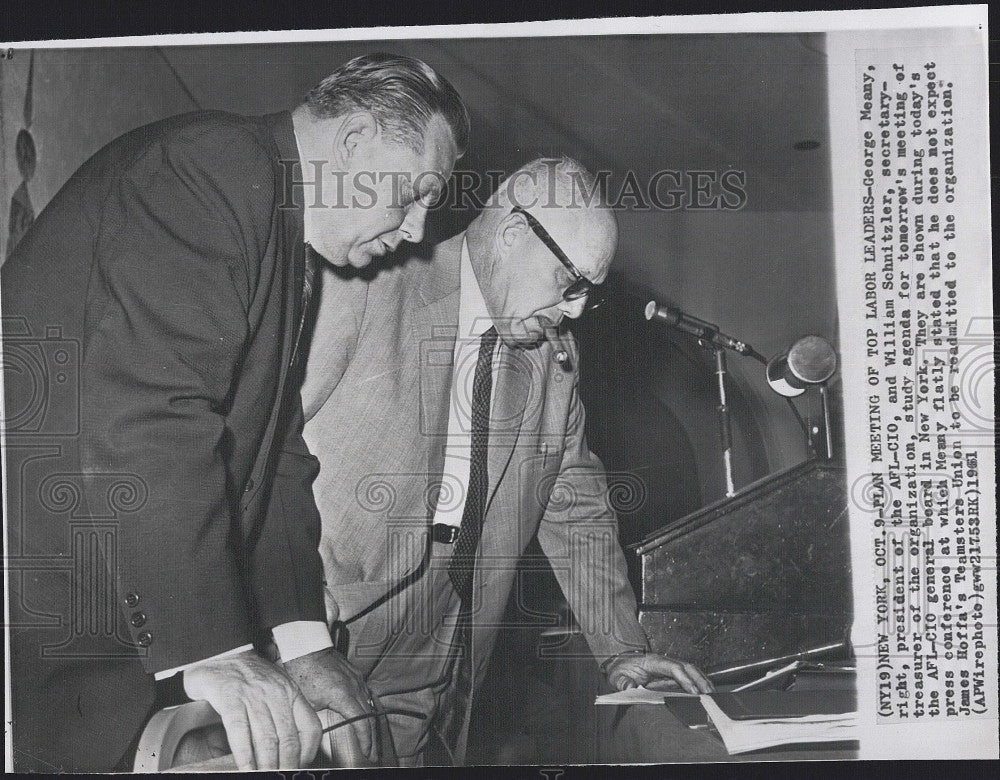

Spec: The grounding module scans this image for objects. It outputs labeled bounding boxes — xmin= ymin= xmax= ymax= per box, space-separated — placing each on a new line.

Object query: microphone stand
xmin=647 ymin=301 xmax=811 ymax=497
xmin=689 ymin=322 xmax=768 ymax=498
xmin=819 ymin=384 xmax=834 ymax=460
xmin=700 ymin=333 xmax=831 ymax=496
xmin=703 ymin=334 xmax=821 ymax=494
xmin=710 ymin=344 xmax=737 ymax=497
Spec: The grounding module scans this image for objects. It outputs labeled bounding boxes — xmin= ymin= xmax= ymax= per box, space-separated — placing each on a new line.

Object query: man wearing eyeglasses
xmin=299 ymin=157 xmax=712 ymax=766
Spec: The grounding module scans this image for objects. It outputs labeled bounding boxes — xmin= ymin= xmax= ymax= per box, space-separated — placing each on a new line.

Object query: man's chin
xmin=341 ymin=249 xmax=380 ymax=269
xmin=347 ymin=244 xmax=391 ymax=268
xmin=308 ymin=243 xmax=381 ymax=269
xmin=307 ymin=244 xmax=349 ymax=268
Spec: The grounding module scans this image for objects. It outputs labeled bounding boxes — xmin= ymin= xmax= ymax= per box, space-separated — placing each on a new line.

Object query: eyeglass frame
xmin=511 ymin=206 xmax=604 ymax=309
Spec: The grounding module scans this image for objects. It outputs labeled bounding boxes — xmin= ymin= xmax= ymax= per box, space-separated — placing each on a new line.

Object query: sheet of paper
xmin=699 ymin=695 xmax=859 ymax=754
xmin=594 ymin=686 xmax=696 ymax=705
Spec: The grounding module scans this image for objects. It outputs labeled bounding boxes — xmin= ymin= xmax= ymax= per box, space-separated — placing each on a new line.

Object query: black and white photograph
xmin=1 ymin=5 xmax=994 ymax=772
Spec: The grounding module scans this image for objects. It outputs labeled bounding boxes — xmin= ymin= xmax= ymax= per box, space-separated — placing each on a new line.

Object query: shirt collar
xmin=459 ymin=237 xmax=494 ymax=338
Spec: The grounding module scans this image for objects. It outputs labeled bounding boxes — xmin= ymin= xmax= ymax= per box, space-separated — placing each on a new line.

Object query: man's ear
xmin=332 ymin=111 xmax=379 ymax=168
xmin=497 ymin=209 xmax=530 ymax=253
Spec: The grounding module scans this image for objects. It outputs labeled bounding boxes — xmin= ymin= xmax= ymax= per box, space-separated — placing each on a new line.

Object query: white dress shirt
xmin=432 ymin=238 xmax=501 ymax=530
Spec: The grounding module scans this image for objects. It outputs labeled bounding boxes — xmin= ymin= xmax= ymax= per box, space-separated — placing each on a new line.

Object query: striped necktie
xmin=442 ymin=324 xmax=498 ymax=753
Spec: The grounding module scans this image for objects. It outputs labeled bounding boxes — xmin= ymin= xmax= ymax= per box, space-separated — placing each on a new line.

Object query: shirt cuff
xmin=272 ymin=620 xmax=334 ymax=663
xmin=153 ymin=643 xmax=254 ymax=680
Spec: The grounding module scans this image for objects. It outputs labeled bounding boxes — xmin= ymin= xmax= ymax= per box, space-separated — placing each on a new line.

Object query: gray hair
xmin=306 ymin=52 xmax=470 ymax=156
xmin=495 ymin=156 xmax=607 ymax=211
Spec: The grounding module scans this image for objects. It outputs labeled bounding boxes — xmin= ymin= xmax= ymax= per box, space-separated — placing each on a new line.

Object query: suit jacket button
xmin=136 ymin=631 xmax=153 ymax=648
xmin=124 ymin=592 xmax=140 ymax=608
xmin=130 ymin=612 xmax=147 ymax=628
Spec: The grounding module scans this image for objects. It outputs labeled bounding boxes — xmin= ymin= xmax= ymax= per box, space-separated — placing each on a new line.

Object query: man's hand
xmin=604 ymin=653 xmax=715 ymax=694
xmin=182 ymin=649 xmax=322 ymax=770
xmin=282 ymin=646 xmax=378 ymax=763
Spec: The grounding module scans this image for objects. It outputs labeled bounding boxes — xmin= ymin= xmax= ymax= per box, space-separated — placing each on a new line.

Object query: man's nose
xmin=397 ymin=202 xmax=428 ymax=244
xmin=559 ymin=296 xmax=588 ymax=320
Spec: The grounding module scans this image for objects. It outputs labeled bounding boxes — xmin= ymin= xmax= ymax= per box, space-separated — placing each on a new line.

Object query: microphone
xmin=644 ymin=301 xmax=763 ymax=361
xmin=766 ymin=335 xmax=837 ymax=397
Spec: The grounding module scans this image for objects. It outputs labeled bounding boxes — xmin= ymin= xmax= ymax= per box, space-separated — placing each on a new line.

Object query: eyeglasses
xmin=512 ymin=206 xmax=604 ymax=309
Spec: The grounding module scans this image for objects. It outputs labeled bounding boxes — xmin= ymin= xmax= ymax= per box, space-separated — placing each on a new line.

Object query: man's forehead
xmin=545 ymin=207 xmax=615 ymax=277
xmin=383 ymin=131 xmax=454 ymax=200
xmin=420 ymin=114 xmax=459 ymax=171
xmin=578 ymin=247 xmax=614 ymax=284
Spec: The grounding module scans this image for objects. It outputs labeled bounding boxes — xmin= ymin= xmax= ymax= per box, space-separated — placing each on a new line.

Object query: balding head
xmin=482 ymin=158 xmax=617 ymax=277
xmin=466 ymin=157 xmax=618 ymax=346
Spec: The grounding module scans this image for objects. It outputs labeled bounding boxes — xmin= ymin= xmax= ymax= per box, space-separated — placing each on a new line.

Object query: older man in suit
xmin=300 ymin=157 xmax=712 ymax=766
xmin=2 ymin=53 xmax=467 ymax=771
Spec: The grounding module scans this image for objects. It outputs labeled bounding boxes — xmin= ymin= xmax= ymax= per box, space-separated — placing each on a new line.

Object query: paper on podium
xmin=595 ymin=686 xmax=696 ymax=705
xmin=699 ymin=694 xmax=858 ymax=754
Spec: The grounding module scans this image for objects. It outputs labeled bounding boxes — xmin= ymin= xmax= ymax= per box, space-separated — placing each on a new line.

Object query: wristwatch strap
xmin=599 ymin=648 xmax=645 ymax=675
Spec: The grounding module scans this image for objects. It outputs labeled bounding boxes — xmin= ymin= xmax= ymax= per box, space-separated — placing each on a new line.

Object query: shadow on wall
xmin=571 ymin=269 xmax=771 ymax=548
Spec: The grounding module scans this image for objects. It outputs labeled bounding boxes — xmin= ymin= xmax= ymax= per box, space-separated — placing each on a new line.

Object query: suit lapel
xmin=274 ymin=171 xmax=304 ymax=402
xmin=264 ymin=110 xmax=306 ymax=364
xmin=240 ymin=112 xmax=304 ymax=542
xmin=417 ymin=297 xmax=458 ymax=507
xmin=287 ymin=239 xmax=309 ymax=370
xmin=484 ymin=342 xmax=532 ymax=514
xmin=266 ymin=110 xmax=307 ymax=375
xmin=410 ymin=236 xmax=463 ymax=514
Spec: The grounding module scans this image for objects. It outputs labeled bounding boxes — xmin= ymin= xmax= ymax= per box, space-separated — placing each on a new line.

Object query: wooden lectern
xmin=633 ymin=459 xmax=852 ymax=674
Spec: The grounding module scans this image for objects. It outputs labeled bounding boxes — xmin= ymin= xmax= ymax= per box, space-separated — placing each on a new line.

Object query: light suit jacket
xmin=301 ymin=233 xmax=647 ymax=759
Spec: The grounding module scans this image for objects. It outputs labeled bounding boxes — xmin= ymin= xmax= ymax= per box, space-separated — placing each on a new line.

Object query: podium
xmin=632 ymin=459 xmax=852 ymax=672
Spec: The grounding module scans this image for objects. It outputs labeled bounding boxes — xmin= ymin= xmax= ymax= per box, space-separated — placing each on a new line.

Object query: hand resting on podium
xmin=605 ymin=653 xmax=715 ymax=694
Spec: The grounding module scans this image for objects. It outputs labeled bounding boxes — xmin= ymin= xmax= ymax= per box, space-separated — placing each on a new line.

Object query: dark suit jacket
xmin=2 ymin=110 xmax=325 ymax=771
